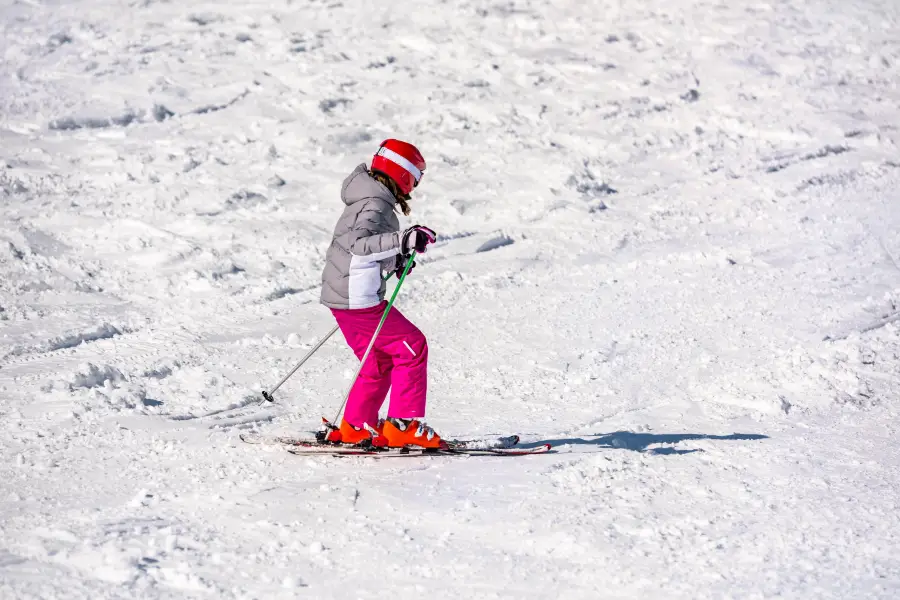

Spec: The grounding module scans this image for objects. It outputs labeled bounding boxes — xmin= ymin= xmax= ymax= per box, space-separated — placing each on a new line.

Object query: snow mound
xmin=68 ymin=363 xmax=125 ymax=390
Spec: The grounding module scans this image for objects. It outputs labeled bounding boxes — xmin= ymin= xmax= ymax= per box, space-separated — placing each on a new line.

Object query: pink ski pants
xmin=331 ymin=302 xmax=428 ymax=428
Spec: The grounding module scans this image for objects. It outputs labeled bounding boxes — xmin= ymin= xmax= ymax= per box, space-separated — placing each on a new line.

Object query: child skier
xmin=320 ymin=139 xmax=443 ymax=449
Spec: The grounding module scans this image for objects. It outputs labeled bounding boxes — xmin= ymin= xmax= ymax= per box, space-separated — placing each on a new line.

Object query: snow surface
xmin=2 ymin=0 xmax=900 ymax=597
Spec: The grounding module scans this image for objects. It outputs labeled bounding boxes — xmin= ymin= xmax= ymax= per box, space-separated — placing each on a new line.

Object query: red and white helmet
xmin=371 ymin=139 xmax=426 ymax=196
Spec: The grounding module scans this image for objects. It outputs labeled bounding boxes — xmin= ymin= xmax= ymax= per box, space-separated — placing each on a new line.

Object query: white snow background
xmin=2 ymin=0 xmax=899 ymax=597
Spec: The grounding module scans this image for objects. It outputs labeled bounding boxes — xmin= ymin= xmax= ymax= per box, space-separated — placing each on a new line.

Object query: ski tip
xmin=501 ymin=443 xmax=552 ymax=455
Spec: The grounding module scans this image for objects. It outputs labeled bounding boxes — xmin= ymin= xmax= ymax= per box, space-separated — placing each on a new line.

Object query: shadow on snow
xmin=522 ymin=431 xmax=769 ymax=455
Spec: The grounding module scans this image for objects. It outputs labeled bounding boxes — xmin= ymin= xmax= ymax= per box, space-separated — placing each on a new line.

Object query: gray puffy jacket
xmin=320 ymin=164 xmax=402 ymax=309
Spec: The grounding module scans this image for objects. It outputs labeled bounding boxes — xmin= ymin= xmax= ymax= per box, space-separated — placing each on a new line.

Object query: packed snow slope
xmin=2 ymin=0 xmax=900 ymax=597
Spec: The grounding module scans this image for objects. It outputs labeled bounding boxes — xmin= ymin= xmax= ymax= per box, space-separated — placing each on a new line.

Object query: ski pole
xmin=330 ymin=252 xmax=417 ymax=425
xmin=262 ymin=325 xmax=339 ymax=402
xmin=261 ymin=273 xmax=394 ymax=402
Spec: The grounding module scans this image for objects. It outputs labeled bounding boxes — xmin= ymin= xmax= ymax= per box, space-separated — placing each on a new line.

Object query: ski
xmin=239 ymin=432 xmax=521 ymax=451
xmin=287 ymin=443 xmax=552 ymax=458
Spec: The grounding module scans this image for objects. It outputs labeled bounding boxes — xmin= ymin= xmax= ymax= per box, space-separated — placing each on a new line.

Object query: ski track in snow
xmin=2 ymin=0 xmax=900 ymax=597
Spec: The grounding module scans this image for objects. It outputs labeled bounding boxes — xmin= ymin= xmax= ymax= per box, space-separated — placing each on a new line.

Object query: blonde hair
xmin=370 ymin=171 xmax=411 ymax=216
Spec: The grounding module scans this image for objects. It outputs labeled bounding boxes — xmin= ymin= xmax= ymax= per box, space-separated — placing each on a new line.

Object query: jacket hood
xmin=341 ymin=164 xmax=396 ymax=207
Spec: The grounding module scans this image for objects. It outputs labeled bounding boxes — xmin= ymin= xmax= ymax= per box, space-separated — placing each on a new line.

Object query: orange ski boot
xmin=382 ymin=418 xmax=446 ymax=449
xmin=338 ymin=418 xmax=388 ymax=447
